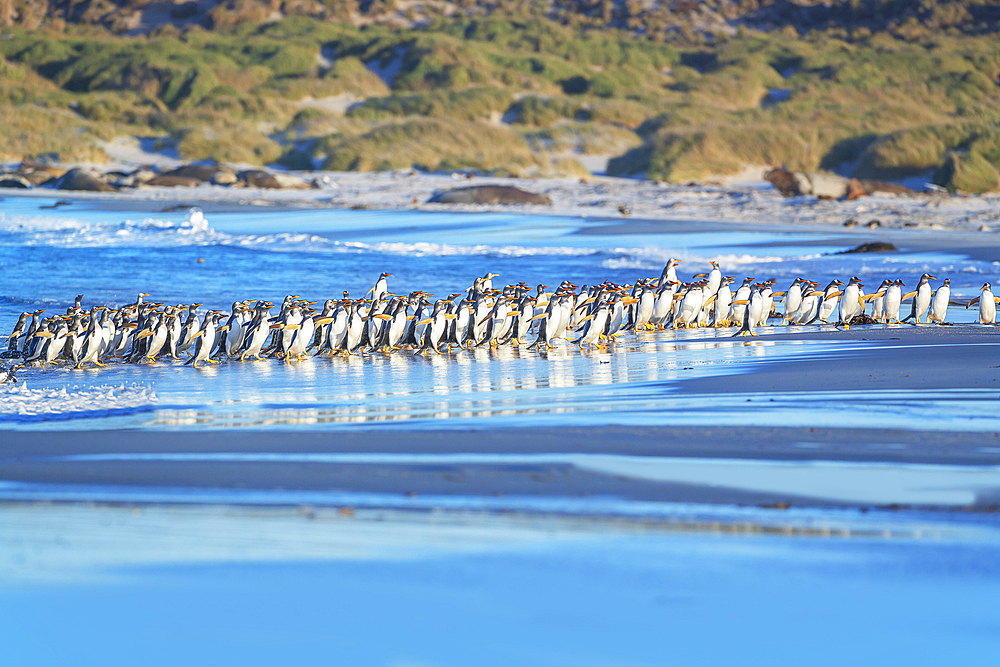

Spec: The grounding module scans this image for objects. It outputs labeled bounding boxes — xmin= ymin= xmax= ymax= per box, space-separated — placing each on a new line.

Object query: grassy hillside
xmin=2 ymin=8 xmax=1000 ymax=190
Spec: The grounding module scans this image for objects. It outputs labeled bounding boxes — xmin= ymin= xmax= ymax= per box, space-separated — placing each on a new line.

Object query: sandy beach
xmin=3 ymin=180 xmax=1000 ymax=666
xmin=7 ymin=168 xmax=1000 ymax=235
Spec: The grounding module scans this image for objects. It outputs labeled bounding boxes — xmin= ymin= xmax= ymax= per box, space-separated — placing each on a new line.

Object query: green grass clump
xmin=933 ymin=150 xmax=1000 ymax=193
xmin=318 ymin=119 xmax=537 ymax=173
xmin=0 ymin=104 xmax=111 ymax=163
xmin=4 ymin=15 xmax=1000 ymax=180
xmin=174 ymin=120 xmax=282 ymax=165
xmin=347 ymin=87 xmax=512 ymax=122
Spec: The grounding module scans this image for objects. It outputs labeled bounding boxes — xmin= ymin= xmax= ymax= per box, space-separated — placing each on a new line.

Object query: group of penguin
xmin=2 ymin=260 xmax=997 ymax=372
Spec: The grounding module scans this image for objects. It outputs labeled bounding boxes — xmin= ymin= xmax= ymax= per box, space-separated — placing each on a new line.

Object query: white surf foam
xmin=0 ymin=382 xmax=156 ymax=420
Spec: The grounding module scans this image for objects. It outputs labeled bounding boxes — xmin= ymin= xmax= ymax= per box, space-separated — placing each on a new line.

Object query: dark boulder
xmin=56 ymin=168 xmax=116 ymax=192
xmin=428 ymin=185 xmax=552 ymax=206
xmin=836 ymin=242 xmax=898 ymax=255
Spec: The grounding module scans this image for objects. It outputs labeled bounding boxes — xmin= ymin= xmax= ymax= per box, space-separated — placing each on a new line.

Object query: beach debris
xmin=428 ymin=185 xmax=552 ymax=205
xmin=836 ymin=242 xmax=898 ymax=254
xmin=56 ymin=168 xmax=116 ymax=192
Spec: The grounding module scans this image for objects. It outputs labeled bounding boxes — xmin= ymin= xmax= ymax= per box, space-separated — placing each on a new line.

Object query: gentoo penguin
xmin=650 ymin=280 xmax=679 ymax=328
xmin=712 ymin=277 xmax=734 ymax=327
xmin=927 ymin=278 xmax=952 ymax=324
xmin=883 ymin=279 xmax=904 ymax=324
xmin=812 ymin=280 xmax=844 ymax=324
xmin=755 ymin=280 xmax=776 ymax=327
xmin=574 ymin=301 xmax=610 ymax=350
xmin=967 ymin=283 xmax=999 ymax=324
xmin=780 ymin=279 xmax=803 ymax=325
xmin=5 ymin=312 xmax=29 ymax=355
xmin=674 ymin=281 xmax=707 ymax=329
xmin=732 ymin=284 xmax=764 ymax=337
xmin=838 ymin=277 xmax=864 ymax=329
xmin=370 ymin=273 xmax=391 ymax=301
xmin=632 ymin=283 xmax=656 ymax=331
xmin=76 ymin=307 xmax=108 ymax=368
xmin=185 ymin=312 xmax=226 ymax=368
xmin=659 ymin=258 xmax=681 ymax=287
xmin=902 ymin=273 xmax=935 ymax=324
xmin=239 ymin=303 xmax=273 ymax=361
xmin=176 ymin=304 xmax=203 ymax=355
xmin=481 ymin=272 xmax=499 ymax=292
xmin=415 ymin=300 xmax=453 ymax=354
xmin=729 ymin=278 xmax=754 ymax=327
xmin=870 ymin=280 xmax=892 ymax=323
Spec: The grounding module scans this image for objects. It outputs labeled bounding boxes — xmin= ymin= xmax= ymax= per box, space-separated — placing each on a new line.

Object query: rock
xmin=764 ymin=167 xmax=801 ymax=197
xmin=428 ymin=185 xmax=552 ymax=206
xmin=212 ymin=171 xmax=238 ymax=185
xmin=836 ymin=242 xmax=898 ymax=254
xmin=238 ymin=170 xmax=314 ymax=189
xmin=848 ymin=313 xmax=877 ymax=325
xmin=161 ymin=164 xmax=234 ymax=182
xmin=145 ymin=175 xmax=202 ymax=188
xmin=56 ymin=168 xmax=116 ymax=192
xmin=0 ymin=174 xmax=32 ymax=188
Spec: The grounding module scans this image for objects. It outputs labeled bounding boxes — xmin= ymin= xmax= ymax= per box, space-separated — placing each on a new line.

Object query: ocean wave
xmin=0 ymin=382 xmax=157 ymax=421
xmin=0 ymin=209 xmax=602 ymax=259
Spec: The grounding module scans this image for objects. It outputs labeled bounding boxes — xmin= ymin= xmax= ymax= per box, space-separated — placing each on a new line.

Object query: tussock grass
xmin=318 ymin=119 xmax=537 ymax=173
xmin=1 ymin=17 xmax=1000 ymax=186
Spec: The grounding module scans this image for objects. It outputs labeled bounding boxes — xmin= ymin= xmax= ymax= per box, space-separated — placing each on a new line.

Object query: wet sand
xmin=3 ymin=326 xmax=998 ymax=510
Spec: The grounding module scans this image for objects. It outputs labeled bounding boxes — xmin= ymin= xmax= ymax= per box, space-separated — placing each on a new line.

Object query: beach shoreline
xmin=4 ymin=169 xmax=1000 ymax=238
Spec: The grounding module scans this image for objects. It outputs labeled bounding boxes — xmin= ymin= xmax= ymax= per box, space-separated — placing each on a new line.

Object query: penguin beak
xmin=135 ymin=329 xmax=153 ymax=339
xmin=416 ymin=318 xmax=433 ymax=325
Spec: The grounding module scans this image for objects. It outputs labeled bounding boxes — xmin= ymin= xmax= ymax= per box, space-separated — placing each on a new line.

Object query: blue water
xmin=3 ymin=196 xmax=1000 ymax=665
xmin=2 ymin=503 xmax=999 ymax=666
xmin=2 ymin=196 xmax=998 ymax=430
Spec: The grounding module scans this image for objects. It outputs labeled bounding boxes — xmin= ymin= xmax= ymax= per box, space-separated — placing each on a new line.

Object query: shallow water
xmin=2 ymin=196 xmax=998 ymax=429
xmin=2 ymin=503 xmax=999 ymax=667
xmin=3 ymin=197 xmax=999 ymax=664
